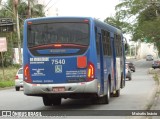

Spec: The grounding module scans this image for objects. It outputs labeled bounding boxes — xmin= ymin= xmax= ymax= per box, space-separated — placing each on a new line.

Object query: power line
xmin=44 ymin=0 xmax=52 ymax=8
xmin=44 ymin=0 xmax=61 ymax=12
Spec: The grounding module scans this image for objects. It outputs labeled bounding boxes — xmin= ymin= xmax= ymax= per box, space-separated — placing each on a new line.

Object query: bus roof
xmin=94 ymin=18 xmax=122 ymax=35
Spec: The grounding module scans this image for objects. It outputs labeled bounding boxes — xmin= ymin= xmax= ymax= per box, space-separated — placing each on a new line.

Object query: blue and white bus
xmin=23 ymin=17 xmax=125 ymax=106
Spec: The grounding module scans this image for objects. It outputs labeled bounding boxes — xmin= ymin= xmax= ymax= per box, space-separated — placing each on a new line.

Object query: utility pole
xmin=135 ymin=43 xmax=137 ymax=59
xmin=56 ymin=8 xmax=59 ymax=16
xmin=27 ymin=0 xmax=31 ymax=18
xmin=14 ymin=0 xmax=22 ymax=64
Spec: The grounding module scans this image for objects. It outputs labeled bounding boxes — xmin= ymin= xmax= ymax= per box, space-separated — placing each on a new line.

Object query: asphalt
xmin=1 ymin=58 xmax=160 ymax=119
xmin=126 ymin=58 xmax=160 ymax=119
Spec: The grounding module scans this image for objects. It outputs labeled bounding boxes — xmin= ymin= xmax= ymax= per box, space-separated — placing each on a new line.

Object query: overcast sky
xmin=44 ymin=0 xmax=120 ymax=21
xmin=0 ymin=0 xmax=120 ymax=21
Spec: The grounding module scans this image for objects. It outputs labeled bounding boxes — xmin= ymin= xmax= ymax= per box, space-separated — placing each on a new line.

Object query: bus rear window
xmin=27 ymin=23 xmax=89 ymax=47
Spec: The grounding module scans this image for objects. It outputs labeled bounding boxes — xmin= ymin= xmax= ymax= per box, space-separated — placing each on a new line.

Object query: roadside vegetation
xmin=153 ymin=73 xmax=160 ymax=85
xmin=0 ymin=0 xmax=45 ymax=88
xmin=149 ymin=68 xmax=160 ymax=85
xmin=105 ymin=0 xmax=160 ymax=54
xmin=0 ymin=0 xmax=45 ymax=68
xmin=0 ymin=65 xmax=19 ymax=88
xmin=145 ymin=68 xmax=160 ymax=110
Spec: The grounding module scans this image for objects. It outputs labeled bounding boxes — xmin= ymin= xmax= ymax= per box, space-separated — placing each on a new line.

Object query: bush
xmin=0 ymin=66 xmax=19 ymax=88
xmin=0 ymin=80 xmax=14 ymax=88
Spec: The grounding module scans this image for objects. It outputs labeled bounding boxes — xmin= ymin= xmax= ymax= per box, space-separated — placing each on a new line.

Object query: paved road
xmin=0 ymin=59 xmax=157 ymax=119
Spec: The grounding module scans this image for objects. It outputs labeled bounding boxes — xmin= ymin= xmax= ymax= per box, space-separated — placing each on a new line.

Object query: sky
xmin=1 ymin=0 xmax=120 ymax=21
xmin=43 ymin=0 xmax=120 ymax=21
xmin=41 ymin=0 xmax=131 ymax=40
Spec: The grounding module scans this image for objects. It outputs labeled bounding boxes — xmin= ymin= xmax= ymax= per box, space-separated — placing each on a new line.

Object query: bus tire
xmin=52 ymin=98 xmax=61 ymax=105
xmin=92 ymin=80 xmax=110 ymax=104
xmin=105 ymin=80 xmax=110 ymax=104
xmin=42 ymin=96 xmax=52 ymax=106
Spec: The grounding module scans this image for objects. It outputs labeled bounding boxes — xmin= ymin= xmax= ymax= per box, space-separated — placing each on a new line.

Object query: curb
xmin=0 ymin=86 xmax=14 ymax=91
xmin=130 ymin=69 xmax=160 ymax=119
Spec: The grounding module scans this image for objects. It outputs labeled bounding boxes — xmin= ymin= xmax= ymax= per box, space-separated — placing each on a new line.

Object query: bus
xmin=23 ymin=17 xmax=126 ymax=106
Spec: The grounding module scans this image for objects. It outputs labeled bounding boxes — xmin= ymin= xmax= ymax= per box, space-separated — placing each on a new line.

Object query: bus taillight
xmin=27 ymin=21 xmax=32 ymax=25
xmin=24 ymin=64 xmax=32 ymax=83
xmin=54 ymin=44 xmax=62 ymax=47
xmin=77 ymin=56 xmax=87 ymax=68
xmin=84 ymin=19 xmax=89 ymax=23
xmin=87 ymin=62 xmax=95 ymax=81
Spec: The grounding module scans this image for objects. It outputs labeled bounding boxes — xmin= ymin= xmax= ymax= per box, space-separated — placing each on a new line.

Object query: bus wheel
xmin=52 ymin=98 xmax=61 ymax=105
xmin=92 ymin=81 xmax=110 ymax=104
xmin=42 ymin=96 xmax=52 ymax=106
xmin=105 ymin=81 xmax=110 ymax=104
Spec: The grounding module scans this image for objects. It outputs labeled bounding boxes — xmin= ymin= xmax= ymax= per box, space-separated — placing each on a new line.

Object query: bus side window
xmin=101 ymin=30 xmax=111 ymax=56
xmin=95 ymin=27 xmax=100 ymax=55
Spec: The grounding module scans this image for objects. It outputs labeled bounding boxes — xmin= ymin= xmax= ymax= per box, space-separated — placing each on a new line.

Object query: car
xmin=15 ymin=68 xmax=23 ymax=91
xmin=126 ymin=62 xmax=135 ymax=72
xmin=125 ymin=64 xmax=132 ymax=80
xmin=152 ymin=60 xmax=160 ymax=69
xmin=146 ymin=55 xmax=153 ymax=61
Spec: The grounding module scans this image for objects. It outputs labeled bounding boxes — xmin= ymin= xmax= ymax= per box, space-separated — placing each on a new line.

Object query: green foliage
xmin=0 ymin=80 xmax=14 ymax=88
xmin=104 ymin=16 xmax=132 ymax=33
xmin=0 ymin=0 xmax=45 ymax=66
xmin=125 ymin=43 xmax=129 ymax=52
xmin=105 ymin=0 xmax=160 ymax=53
xmin=0 ymin=66 xmax=18 ymax=88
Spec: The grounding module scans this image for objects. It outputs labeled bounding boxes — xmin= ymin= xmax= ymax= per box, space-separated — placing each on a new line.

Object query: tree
xmin=0 ymin=0 xmax=45 ymax=66
xmin=104 ymin=14 xmax=132 ymax=34
xmin=104 ymin=0 xmax=160 ymax=53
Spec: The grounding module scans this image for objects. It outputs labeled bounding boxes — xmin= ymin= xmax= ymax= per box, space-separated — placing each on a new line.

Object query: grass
xmin=0 ymin=80 xmax=14 ymax=88
xmin=0 ymin=66 xmax=19 ymax=88
xmin=146 ymin=69 xmax=160 ymax=110
xmin=153 ymin=73 xmax=159 ymax=85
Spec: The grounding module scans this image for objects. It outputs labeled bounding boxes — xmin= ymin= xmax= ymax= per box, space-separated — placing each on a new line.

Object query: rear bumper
xmin=15 ymin=80 xmax=23 ymax=87
xmin=24 ymin=79 xmax=98 ymax=96
xmin=146 ymin=59 xmax=153 ymax=61
xmin=152 ymin=65 xmax=160 ymax=68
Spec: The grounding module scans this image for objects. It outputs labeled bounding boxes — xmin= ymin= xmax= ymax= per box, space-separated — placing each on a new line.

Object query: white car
xmin=15 ymin=68 xmax=23 ymax=91
xmin=146 ymin=55 xmax=153 ymax=61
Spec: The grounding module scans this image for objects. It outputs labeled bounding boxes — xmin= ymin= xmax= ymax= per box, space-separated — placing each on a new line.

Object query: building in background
xmin=137 ymin=42 xmax=158 ymax=59
xmin=129 ymin=41 xmax=159 ymax=59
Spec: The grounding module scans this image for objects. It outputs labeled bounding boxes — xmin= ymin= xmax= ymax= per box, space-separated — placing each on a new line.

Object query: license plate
xmin=53 ymin=87 xmax=65 ymax=92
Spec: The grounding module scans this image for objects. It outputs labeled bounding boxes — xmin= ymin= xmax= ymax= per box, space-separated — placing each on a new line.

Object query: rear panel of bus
xmin=23 ymin=17 xmax=98 ymax=94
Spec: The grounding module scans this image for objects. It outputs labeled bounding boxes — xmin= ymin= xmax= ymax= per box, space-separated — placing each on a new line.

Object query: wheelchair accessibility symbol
xmin=55 ymin=65 xmax=62 ymax=73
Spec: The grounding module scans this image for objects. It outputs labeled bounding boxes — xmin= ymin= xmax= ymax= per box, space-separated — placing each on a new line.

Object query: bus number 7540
xmin=52 ymin=59 xmax=65 ymax=65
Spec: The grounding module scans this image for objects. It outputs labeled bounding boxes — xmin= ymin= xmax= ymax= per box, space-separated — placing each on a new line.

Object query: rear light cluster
xmin=24 ymin=64 xmax=32 ymax=83
xmin=15 ymin=75 xmax=19 ymax=80
xmin=87 ymin=62 xmax=95 ymax=81
xmin=77 ymin=56 xmax=95 ymax=81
